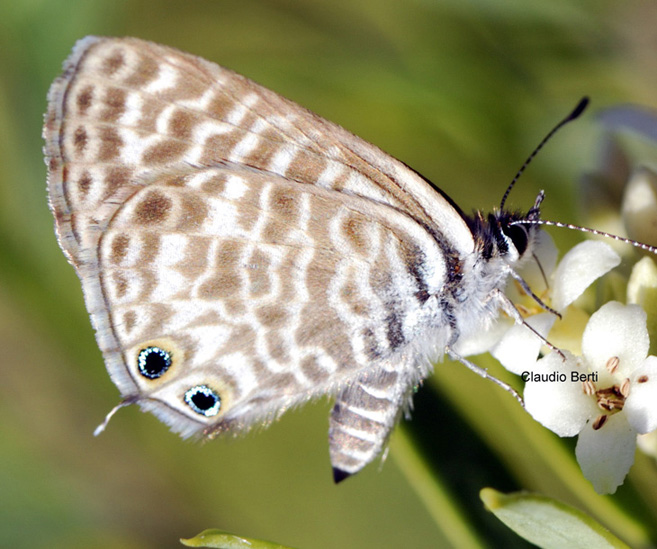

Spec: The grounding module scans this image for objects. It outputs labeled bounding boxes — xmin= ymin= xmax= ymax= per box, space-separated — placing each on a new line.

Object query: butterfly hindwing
xmin=96 ymin=163 xmax=448 ymax=441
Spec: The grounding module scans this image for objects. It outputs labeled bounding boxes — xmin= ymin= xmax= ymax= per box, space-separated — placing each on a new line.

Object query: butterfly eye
xmin=137 ymin=346 xmax=172 ymax=379
xmin=184 ymin=385 xmax=221 ymax=417
xmin=505 ymin=224 xmax=529 ymax=256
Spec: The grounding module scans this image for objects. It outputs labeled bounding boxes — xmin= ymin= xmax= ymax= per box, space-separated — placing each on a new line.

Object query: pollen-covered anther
xmin=606 ymin=355 xmax=620 ymax=374
xmin=596 ymin=385 xmax=626 ymax=411
xmin=582 ymin=380 xmax=596 ymax=395
xmin=592 ymin=414 xmax=608 ymax=430
xmin=619 ymin=378 xmax=631 ymax=398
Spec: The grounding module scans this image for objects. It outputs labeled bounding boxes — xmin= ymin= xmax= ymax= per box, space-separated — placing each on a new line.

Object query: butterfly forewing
xmin=45 ymin=36 xmax=473 ymax=264
xmin=44 ymin=37 xmax=478 ymax=475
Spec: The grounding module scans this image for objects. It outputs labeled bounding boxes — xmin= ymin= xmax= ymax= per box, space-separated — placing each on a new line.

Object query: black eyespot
xmin=137 ymin=346 xmax=172 ymax=379
xmin=184 ymin=385 xmax=221 ymax=417
xmin=505 ymin=224 xmax=529 ymax=256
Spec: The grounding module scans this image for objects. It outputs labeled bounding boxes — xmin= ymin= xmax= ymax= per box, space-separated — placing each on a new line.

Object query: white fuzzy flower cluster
xmin=490 ymin=102 xmax=657 ymax=494
xmin=493 ymin=238 xmax=657 ymax=494
xmin=461 ymin=105 xmax=657 ymax=495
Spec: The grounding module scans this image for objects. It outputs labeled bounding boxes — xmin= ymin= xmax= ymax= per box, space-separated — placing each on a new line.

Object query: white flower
xmin=490 ymin=239 xmax=620 ymax=373
xmin=523 ymin=302 xmax=657 ymax=494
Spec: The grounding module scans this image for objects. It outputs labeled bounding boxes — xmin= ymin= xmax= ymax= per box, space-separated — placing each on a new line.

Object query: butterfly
xmin=44 ymin=36 xmax=582 ymax=482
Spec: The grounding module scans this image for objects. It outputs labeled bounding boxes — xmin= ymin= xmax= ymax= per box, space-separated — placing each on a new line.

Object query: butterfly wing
xmin=45 ymin=36 xmax=474 ymax=267
xmin=97 ymin=165 xmax=447 ymax=433
xmin=44 ymin=36 xmax=472 ymax=475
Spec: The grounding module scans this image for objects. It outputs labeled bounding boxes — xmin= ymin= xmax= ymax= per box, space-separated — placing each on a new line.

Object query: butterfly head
xmin=469 ymin=190 xmax=544 ymax=267
xmin=496 ymin=189 xmax=544 ymax=261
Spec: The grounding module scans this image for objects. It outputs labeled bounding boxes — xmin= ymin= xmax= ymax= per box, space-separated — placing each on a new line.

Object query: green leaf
xmin=181 ymin=529 xmax=296 ymax=549
xmin=480 ymin=489 xmax=630 ymax=549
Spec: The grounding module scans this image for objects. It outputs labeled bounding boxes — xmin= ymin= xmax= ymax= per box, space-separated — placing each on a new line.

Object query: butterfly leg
xmin=491 ymin=287 xmax=565 ymax=359
xmin=445 ymin=347 xmax=524 ymax=405
xmin=329 ymin=365 xmax=411 ymax=483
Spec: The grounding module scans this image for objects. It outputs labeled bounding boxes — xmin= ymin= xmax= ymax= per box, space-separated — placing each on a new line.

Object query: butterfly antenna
xmin=512 ymin=219 xmax=657 ymax=255
xmin=500 ymin=97 xmax=589 ymax=211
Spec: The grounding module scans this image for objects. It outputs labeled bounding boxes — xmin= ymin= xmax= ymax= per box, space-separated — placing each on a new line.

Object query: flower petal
xmin=598 ymin=104 xmax=657 ymax=141
xmin=523 ymin=351 xmax=597 ymax=437
xmin=492 ymin=313 xmax=556 ymax=375
xmin=625 ymin=356 xmax=657 ymax=433
xmin=627 ymin=256 xmax=657 ymax=307
xmin=622 ymin=167 xmax=657 ymax=247
xmin=581 ymin=302 xmax=649 ymax=377
xmin=452 ymin=318 xmax=511 ymax=357
xmin=551 ymin=241 xmax=620 ymax=312
xmin=627 ymin=257 xmax=657 ymax=347
xmin=517 ymin=230 xmax=558 ymax=290
xmin=637 ymin=431 xmax=657 ymax=460
xmin=575 ymin=413 xmax=636 ymax=495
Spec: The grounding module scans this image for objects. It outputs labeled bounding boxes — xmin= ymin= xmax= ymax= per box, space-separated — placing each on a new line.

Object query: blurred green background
xmin=2 ymin=1 xmax=657 ymax=547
